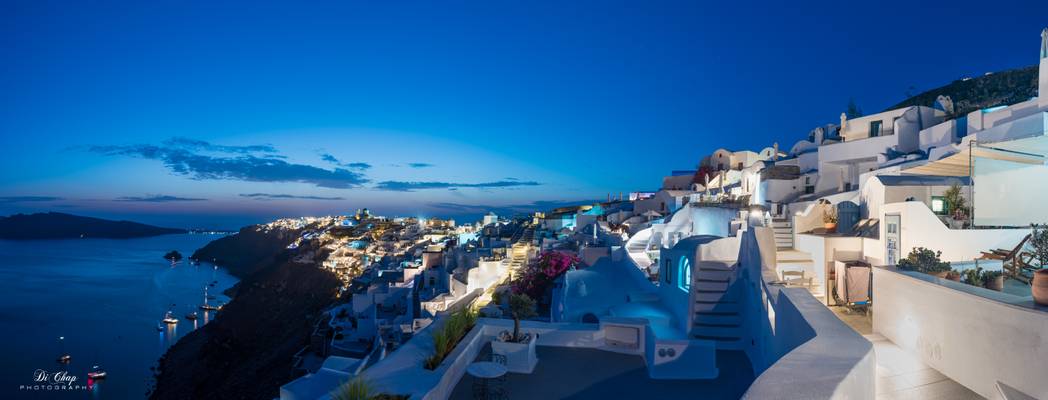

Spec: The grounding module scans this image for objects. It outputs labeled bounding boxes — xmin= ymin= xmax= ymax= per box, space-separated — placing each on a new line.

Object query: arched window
xmin=677 ymin=257 xmax=691 ymax=292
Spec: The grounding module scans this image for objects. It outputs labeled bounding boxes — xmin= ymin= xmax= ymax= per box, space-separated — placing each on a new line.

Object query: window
xmin=664 ymin=259 xmax=671 ymax=284
xmin=931 ymin=196 xmax=946 ymax=215
xmin=869 ymin=120 xmax=882 ymax=137
xmin=677 ymin=257 xmax=691 ymax=292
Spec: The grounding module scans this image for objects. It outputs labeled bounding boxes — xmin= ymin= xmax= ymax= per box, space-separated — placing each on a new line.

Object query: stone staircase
xmin=509 ymin=243 xmax=530 ymax=279
xmin=771 ymin=218 xmax=794 ymax=250
xmin=690 ymin=262 xmax=744 ymax=350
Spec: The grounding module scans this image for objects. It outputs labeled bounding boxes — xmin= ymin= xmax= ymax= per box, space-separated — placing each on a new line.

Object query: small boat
xmin=185 ymin=311 xmax=197 ymax=320
xmin=56 ymin=336 xmax=71 ymax=364
xmin=162 ymin=311 xmax=178 ymax=325
xmin=156 ymin=323 xmax=164 ymax=331
xmin=87 ymin=366 xmax=107 ymax=380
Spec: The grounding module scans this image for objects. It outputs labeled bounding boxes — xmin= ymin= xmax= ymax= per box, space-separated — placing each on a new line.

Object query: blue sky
xmin=2 ymin=0 xmax=1047 ymax=228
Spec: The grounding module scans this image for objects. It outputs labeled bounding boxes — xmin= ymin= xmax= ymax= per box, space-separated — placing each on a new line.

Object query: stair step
xmin=695 ymin=269 xmax=732 ymax=281
xmin=694 ymin=302 xmax=741 ymax=313
xmin=693 ymin=313 xmax=742 ymax=325
xmin=694 ymin=280 xmax=728 ymax=291
xmin=691 ymin=334 xmax=741 ymax=342
xmin=691 ymin=325 xmax=742 ymax=338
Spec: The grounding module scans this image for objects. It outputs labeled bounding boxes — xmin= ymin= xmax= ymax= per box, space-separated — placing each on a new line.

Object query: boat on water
xmin=87 ymin=365 xmax=107 ymax=380
xmin=185 ymin=311 xmax=198 ymax=320
xmin=162 ymin=310 xmax=178 ymax=325
xmin=156 ymin=322 xmax=164 ymax=331
xmin=200 ymin=286 xmax=222 ymax=310
xmin=56 ymin=336 xmax=71 ymax=364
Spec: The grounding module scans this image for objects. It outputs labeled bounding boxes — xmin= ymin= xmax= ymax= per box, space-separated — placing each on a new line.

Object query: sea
xmin=0 ymin=234 xmax=238 ymax=399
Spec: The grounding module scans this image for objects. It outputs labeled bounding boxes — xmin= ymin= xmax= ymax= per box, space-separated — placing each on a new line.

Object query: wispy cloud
xmin=89 ymin=139 xmax=370 ymax=189
xmin=0 ymin=196 xmax=63 ymax=203
xmin=239 ymin=193 xmax=345 ymax=201
xmin=320 ymin=153 xmax=371 ymax=170
xmin=374 ymin=180 xmax=540 ymax=192
xmin=429 ymin=199 xmax=595 ymax=215
xmin=407 ymin=162 xmax=435 ymax=168
xmin=115 ymin=195 xmax=207 ymax=202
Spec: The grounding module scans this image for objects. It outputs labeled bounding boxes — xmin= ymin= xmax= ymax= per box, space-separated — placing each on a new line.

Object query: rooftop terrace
xmin=449 ymin=344 xmax=754 ymax=400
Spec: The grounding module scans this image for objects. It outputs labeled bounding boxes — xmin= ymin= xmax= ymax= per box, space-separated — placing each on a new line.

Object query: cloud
xmin=320 ymin=153 xmax=372 ymax=170
xmin=429 ymin=199 xmax=595 ymax=216
xmin=239 ymin=193 xmax=346 ymax=201
xmin=164 ymin=137 xmax=277 ymax=154
xmin=374 ymin=180 xmax=540 ymax=192
xmin=407 ymin=162 xmax=435 ymax=168
xmin=115 ymin=195 xmax=208 ymax=202
xmin=89 ymin=139 xmax=370 ymax=189
xmin=0 ymin=196 xmax=63 ymax=203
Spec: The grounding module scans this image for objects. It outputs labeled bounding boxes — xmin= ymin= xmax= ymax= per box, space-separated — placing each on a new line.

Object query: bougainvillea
xmin=512 ymin=251 xmax=579 ymax=299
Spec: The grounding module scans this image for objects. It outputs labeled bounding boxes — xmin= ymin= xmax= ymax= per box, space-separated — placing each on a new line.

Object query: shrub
xmin=423 ymin=308 xmax=477 ymax=370
xmin=897 ymin=247 xmax=951 ymax=274
xmin=962 ymin=266 xmax=985 ymax=287
xmin=512 ymin=251 xmax=579 ymax=299
xmin=1030 ymin=224 xmax=1048 ymax=268
xmin=942 ymin=183 xmax=968 ymax=218
xmin=330 ymin=376 xmax=374 ymax=400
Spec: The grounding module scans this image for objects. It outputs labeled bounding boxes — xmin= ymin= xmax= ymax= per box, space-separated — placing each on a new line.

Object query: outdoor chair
xmin=781 ymin=269 xmax=812 ymax=287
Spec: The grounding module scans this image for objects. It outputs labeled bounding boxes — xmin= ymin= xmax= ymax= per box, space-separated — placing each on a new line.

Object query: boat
xmin=56 ymin=336 xmax=71 ymax=364
xmin=156 ymin=323 xmax=164 ymax=331
xmin=185 ymin=311 xmax=197 ymax=320
xmin=87 ymin=365 xmax=107 ymax=380
xmin=162 ymin=311 xmax=178 ymax=325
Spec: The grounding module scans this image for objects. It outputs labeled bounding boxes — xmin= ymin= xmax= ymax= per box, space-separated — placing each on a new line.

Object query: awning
xmin=902 ymin=144 xmax=1044 ymax=176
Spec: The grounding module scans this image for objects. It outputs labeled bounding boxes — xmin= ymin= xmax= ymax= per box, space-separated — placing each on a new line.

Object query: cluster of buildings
xmin=279 ymin=29 xmax=1048 ymax=400
xmin=279 ymin=210 xmax=532 ymax=400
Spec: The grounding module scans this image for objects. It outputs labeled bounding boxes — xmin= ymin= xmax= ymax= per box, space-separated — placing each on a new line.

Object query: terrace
xmin=449 ymin=344 xmax=753 ymax=400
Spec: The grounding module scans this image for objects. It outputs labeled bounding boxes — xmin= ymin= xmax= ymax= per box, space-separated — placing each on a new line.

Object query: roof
xmin=876 ymin=175 xmax=972 ymax=187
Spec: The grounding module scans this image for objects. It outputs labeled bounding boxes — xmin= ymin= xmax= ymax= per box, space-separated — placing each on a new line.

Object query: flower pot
xmin=931 ymin=270 xmax=949 ymax=279
xmin=1033 ymin=269 xmax=1048 ymax=306
xmin=491 ymin=334 xmax=538 ymax=374
xmin=824 ymin=222 xmax=837 ymax=233
xmin=946 ymin=273 xmax=961 ymax=282
xmin=984 ymin=275 xmax=1005 ymax=291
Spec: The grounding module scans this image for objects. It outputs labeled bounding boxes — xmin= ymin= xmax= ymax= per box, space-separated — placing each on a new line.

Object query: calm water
xmin=0 ymin=234 xmax=238 ymax=399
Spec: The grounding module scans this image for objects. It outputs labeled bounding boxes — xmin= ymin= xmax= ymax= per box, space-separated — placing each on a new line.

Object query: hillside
xmin=888 ymin=65 xmax=1038 ymax=116
xmin=190 ymin=225 xmax=300 ymax=279
xmin=0 ymin=212 xmax=186 ymax=239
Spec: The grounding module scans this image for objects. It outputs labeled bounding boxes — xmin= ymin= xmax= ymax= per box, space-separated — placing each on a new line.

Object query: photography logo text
xmin=18 ymin=369 xmax=88 ymax=392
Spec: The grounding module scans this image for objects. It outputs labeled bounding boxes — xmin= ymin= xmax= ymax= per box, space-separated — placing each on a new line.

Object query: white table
xmin=467 ymin=361 xmax=507 ymax=379
xmin=467 ymin=361 xmax=507 ymax=399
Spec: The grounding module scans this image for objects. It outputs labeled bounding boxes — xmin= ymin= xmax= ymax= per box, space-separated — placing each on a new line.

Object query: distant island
xmin=0 ymin=212 xmax=187 ymax=240
xmin=164 ymin=250 xmax=183 ymax=262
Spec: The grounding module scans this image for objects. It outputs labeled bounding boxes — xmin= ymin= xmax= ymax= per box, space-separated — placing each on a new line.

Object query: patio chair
xmin=980 ymin=234 xmax=1035 ymax=284
xmin=780 ymin=270 xmax=812 ymax=287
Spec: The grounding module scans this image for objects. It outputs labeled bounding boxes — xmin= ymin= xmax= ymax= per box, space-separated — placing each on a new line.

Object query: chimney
xmin=1040 ymin=28 xmax=1048 ymax=107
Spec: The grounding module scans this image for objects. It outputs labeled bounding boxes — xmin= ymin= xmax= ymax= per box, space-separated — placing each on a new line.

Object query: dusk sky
xmin=2 ymin=0 xmax=1047 ymax=229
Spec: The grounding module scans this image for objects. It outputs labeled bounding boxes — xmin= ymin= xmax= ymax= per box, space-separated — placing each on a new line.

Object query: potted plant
xmin=492 ymin=293 xmax=539 ymax=374
xmin=982 ymin=270 xmax=1004 ymax=291
xmin=1031 ymin=225 xmax=1048 ymax=305
xmin=822 ymin=206 xmax=838 ymax=233
xmin=943 ymin=183 xmax=968 ymax=229
xmin=962 ymin=266 xmax=985 ymax=287
xmin=945 ymin=270 xmax=961 ymax=282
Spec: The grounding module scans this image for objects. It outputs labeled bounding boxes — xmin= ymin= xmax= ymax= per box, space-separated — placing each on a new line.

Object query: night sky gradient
xmin=2 ymin=0 xmax=1047 ymax=228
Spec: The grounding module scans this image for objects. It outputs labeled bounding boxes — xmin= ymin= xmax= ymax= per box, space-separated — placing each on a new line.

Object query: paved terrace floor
xmin=450 ymin=344 xmax=754 ymax=400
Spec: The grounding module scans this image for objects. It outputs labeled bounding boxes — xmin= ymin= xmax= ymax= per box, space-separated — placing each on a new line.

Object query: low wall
xmin=880 ymin=202 xmax=1030 ymax=262
xmin=873 ymin=267 xmax=1048 ymax=399
xmin=740 ymin=228 xmax=876 ymax=400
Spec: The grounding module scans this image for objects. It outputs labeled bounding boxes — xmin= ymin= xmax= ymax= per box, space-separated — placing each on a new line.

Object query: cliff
xmin=151 ymin=239 xmax=341 ymax=399
xmin=888 ymin=65 xmax=1038 ymax=117
xmin=0 ymin=212 xmax=186 ymax=240
xmin=190 ymin=226 xmax=299 ymax=279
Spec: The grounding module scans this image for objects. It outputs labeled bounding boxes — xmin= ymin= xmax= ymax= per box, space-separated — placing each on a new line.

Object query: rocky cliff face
xmin=889 ymin=65 xmax=1038 ymax=116
xmin=152 ymin=229 xmax=341 ymax=400
xmin=191 ymin=226 xmax=298 ymax=279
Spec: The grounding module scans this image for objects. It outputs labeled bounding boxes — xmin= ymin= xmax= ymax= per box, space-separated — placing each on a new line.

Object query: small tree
xmin=508 ymin=293 xmax=537 ymax=342
xmin=1030 ymin=224 xmax=1048 ymax=268
xmin=942 ymin=183 xmax=967 ymax=219
xmin=846 ymin=98 xmax=864 ymax=119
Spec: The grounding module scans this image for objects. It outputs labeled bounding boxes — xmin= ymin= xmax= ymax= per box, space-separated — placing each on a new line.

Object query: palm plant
xmin=330 ymin=376 xmax=375 ymax=400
